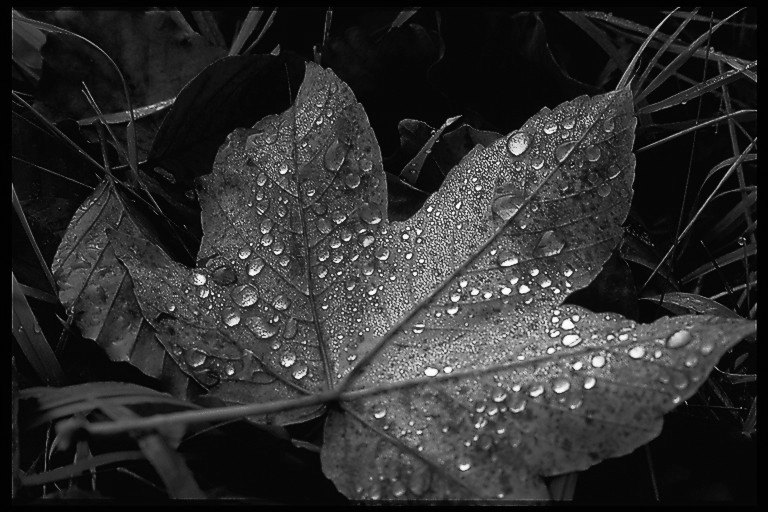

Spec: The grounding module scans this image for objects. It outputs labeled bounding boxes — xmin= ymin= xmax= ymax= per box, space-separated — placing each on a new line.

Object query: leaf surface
xmin=107 ymin=62 xmax=755 ymax=498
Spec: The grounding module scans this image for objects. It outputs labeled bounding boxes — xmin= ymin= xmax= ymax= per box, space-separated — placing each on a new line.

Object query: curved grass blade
xmin=615 ymin=8 xmax=678 ymax=91
xmin=20 ymin=451 xmax=145 ymax=487
xmin=634 ymin=9 xmax=699 ymax=94
xmin=681 ymin=244 xmax=756 ymax=285
xmin=640 ymin=292 xmax=742 ymax=319
xmin=638 ymin=61 xmax=757 ymax=115
xmin=634 ymin=9 xmax=745 ymax=104
xmin=636 ymin=110 xmax=757 ymax=152
xmin=12 ymin=273 xmax=65 ymax=386
xmin=229 ymin=8 xmax=263 ymax=56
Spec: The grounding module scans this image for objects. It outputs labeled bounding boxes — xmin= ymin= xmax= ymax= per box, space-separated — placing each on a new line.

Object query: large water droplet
xmin=591 ymin=355 xmax=606 ymax=368
xmin=458 ymin=461 xmax=471 ymax=472
xmin=555 ymin=141 xmax=577 ymax=163
xmin=497 ymin=251 xmax=519 ymax=267
xmin=186 ymin=349 xmax=207 ymax=368
xmin=533 ymin=230 xmax=566 ymax=257
xmin=223 ymin=307 xmax=241 ymax=327
xmin=491 ymin=194 xmax=524 ymax=222
xmin=274 ymin=294 xmax=291 ymax=311
xmin=597 ymin=183 xmax=612 ymax=197
xmin=281 ymin=352 xmax=296 ymax=367
xmin=506 ymin=131 xmax=530 ymax=156
xmin=552 ymin=377 xmax=571 ymax=394
xmin=283 ymin=317 xmax=298 ymax=339
xmin=360 ymin=203 xmax=382 ymax=225
xmin=246 ymin=315 xmax=278 ymax=339
xmin=232 ymin=284 xmax=259 ymax=307
xmin=424 ymin=367 xmax=439 ymax=377
xmin=248 ymin=257 xmax=265 ymax=276
xmin=585 ymin=146 xmax=601 ymax=162
xmin=603 ymin=117 xmax=615 ymax=132
xmin=666 ymin=330 xmax=692 ymax=349
xmin=374 ymin=408 xmax=386 ymax=419
xmin=562 ymin=334 xmax=581 ymax=347
xmin=359 ymin=156 xmax=373 ymax=172
xmin=628 ymin=346 xmax=646 ymax=359
xmin=583 ymin=376 xmax=596 ymax=389
xmin=189 ymin=273 xmax=207 ymax=286
xmin=374 ymin=247 xmax=390 ymax=261
xmin=543 ymin=122 xmax=558 ymax=135
xmin=292 ymin=363 xmax=308 ymax=380
xmin=345 ymin=173 xmax=361 ymax=189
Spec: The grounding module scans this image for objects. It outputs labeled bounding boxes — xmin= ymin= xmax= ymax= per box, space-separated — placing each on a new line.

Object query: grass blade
xmin=100 ymin=404 xmax=205 ymax=498
xmin=641 ymin=138 xmax=757 ymax=290
xmin=635 ymin=9 xmax=699 ymax=93
xmin=636 ymin=109 xmax=756 ymax=152
xmin=635 ymin=8 xmax=745 ymax=104
xmin=390 ymin=9 xmax=420 ymax=30
xmin=243 ymin=8 xmax=278 ymax=55
xmin=12 ymin=184 xmax=57 ymax=293
xmin=12 ymin=273 xmax=65 ymax=385
xmin=191 ymin=11 xmax=226 ymax=48
xmin=614 ymin=8 xmax=678 ymax=90
xmin=20 ymin=451 xmax=145 ymax=487
xmin=638 ymin=61 xmax=757 ymax=114
xmin=681 ymin=243 xmax=756 ymax=284
xmin=228 ymin=8 xmax=263 ymax=56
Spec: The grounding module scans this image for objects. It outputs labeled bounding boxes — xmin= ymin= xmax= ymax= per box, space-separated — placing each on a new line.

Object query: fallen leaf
xmin=52 ymin=182 xmax=171 ymax=380
xmin=105 ymin=62 xmax=754 ymax=499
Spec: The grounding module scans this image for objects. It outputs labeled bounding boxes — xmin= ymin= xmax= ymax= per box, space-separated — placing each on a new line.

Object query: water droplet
xmin=324 ymin=140 xmax=348 ymax=171
xmin=562 ymin=334 xmax=581 ymax=347
xmin=281 ymin=352 xmax=296 ymax=367
xmin=292 ymin=363 xmax=308 ymax=380
xmin=189 ymin=273 xmax=207 ymax=286
xmin=552 ymin=377 xmax=571 ymax=394
xmin=666 ymin=330 xmax=692 ymax=349
xmin=531 ymin=155 xmax=545 ymax=169
xmin=585 ymin=146 xmax=601 ymax=162
xmin=506 ymin=131 xmax=530 ymax=156
xmin=273 ymin=294 xmax=291 ymax=311
xmin=248 ymin=257 xmax=265 ymax=276
xmin=344 ymin=173 xmax=361 ymax=189
xmin=555 ymin=141 xmax=577 ymax=163
xmin=562 ymin=118 xmax=575 ymax=129
xmin=591 ymin=354 xmax=606 ymax=368
xmin=223 ymin=307 xmax=241 ymax=327
xmin=167 ymin=303 xmax=176 ymax=313
xmin=458 ymin=461 xmax=471 ymax=472
xmin=671 ymin=371 xmax=689 ymax=390
xmin=583 ymin=376 xmax=596 ymax=390
xmin=560 ymin=318 xmax=575 ymax=330
xmin=491 ymin=194 xmax=524 ymax=222
xmin=597 ymin=183 xmax=612 ymax=197
xmin=529 ymin=384 xmax=544 ymax=397
xmin=446 ymin=304 xmax=460 ymax=315
xmin=246 ymin=315 xmax=279 ymax=339
xmin=317 ymin=218 xmax=333 ymax=235
xmin=256 ymin=173 xmax=268 ymax=186
xmin=424 ymin=367 xmax=439 ymax=377
xmin=375 ymin=247 xmax=390 ymax=261
xmin=198 ymin=287 xmax=210 ymax=299
xmin=283 ymin=318 xmax=298 ymax=339
xmin=603 ymin=117 xmax=615 ymax=132
xmin=412 ymin=323 xmax=425 ymax=334
xmin=628 ymin=346 xmax=645 ymax=359
xmin=238 ymin=247 xmax=252 ymax=259
xmin=360 ymin=203 xmax=382 ymax=225
xmin=497 ymin=251 xmax=519 ymax=267
xmin=533 ymin=230 xmax=566 ymax=257
xmin=186 ymin=349 xmax=206 ymax=368
xmin=684 ymin=354 xmax=699 ymax=368
xmin=358 ymin=155 xmax=373 ymax=173
xmin=543 ymin=122 xmax=558 ymax=135
xmin=507 ymin=394 xmax=526 ymax=413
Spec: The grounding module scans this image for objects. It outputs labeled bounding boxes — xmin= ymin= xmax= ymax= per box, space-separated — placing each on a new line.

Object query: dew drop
xmin=497 ymin=251 xmax=519 ymax=267
xmin=603 ymin=117 xmax=615 ymax=132
xmin=223 ymin=307 xmax=241 ymax=327
xmin=529 ymin=384 xmax=544 ymax=397
xmin=360 ymin=203 xmax=382 ymax=225
xmin=248 ymin=257 xmax=265 ymax=276
xmin=375 ymin=247 xmax=390 ymax=261
xmin=213 ymin=266 xmax=238 ymax=286
xmin=458 ymin=462 xmax=471 ymax=472
xmin=518 ymin=284 xmax=531 ymax=294
xmin=591 ymin=355 xmax=606 ymax=368
xmin=189 ymin=273 xmax=207 ymax=286
xmin=562 ymin=334 xmax=581 ymax=347
xmin=560 ymin=318 xmax=575 ymax=330
xmin=345 ymin=173 xmax=361 ymax=189
xmin=507 ymin=394 xmax=526 ymax=413
xmin=583 ymin=376 xmax=596 ymax=390
xmin=543 ymin=122 xmax=558 ymax=135
xmin=491 ymin=193 xmax=524 ymax=222
xmin=585 ymin=145 xmax=601 ymax=162
xmin=666 ymin=330 xmax=692 ymax=349
xmin=186 ymin=349 xmax=206 ymax=368
xmin=531 ymin=155 xmax=545 ymax=169
xmin=292 ymin=364 xmax=308 ymax=380
xmin=283 ymin=317 xmax=298 ymax=339
xmin=552 ymin=377 xmax=571 ymax=394
xmin=281 ymin=352 xmax=296 ymax=367
xmin=424 ymin=367 xmax=439 ymax=377
xmin=359 ymin=156 xmax=373 ymax=172
xmin=628 ymin=346 xmax=645 ymax=359
xmin=246 ymin=315 xmax=279 ymax=339
xmin=533 ymin=230 xmax=566 ymax=257
xmin=506 ymin=131 xmax=530 ymax=156
xmin=198 ymin=287 xmax=210 ymax=299
xmin=232 ymin=284 xmax=259 ymax=307
xmin=374 ymin=408 xmax=386 ymax=419
xmin=562 ymin=118 xmax=575 ymax=129
xmin=317 ymin=218 xmax=333 ymax=235
xmin=273 ymin=294 xmax=291 ymax=311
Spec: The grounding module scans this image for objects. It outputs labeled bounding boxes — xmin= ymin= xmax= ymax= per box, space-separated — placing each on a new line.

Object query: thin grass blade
xmin=12 ymin=185 xmax=57 ymax=293
xmin=681 ymin=243 xmax=756 ymax=284
xmin=635 ymin=9 xmax=699 ymax=93
xmin=20 ymin=451 xmax=145 ymax=487
xmin=243 ymin=8 xmax=277 ymax=55
xmin=191 ymin=11 xmax=226 ymax=48
xmin=635 ymin=8 xmax=745 ymax=104
xmin=229 ymin=8 xmax=263 ymax=56
xmin=11 ymin=273 xmax=65 ymax=385
xmin=638 ymin=61 xmax=757 ymax=114
xmin=637 ymin=109 xmax=756 ymax=152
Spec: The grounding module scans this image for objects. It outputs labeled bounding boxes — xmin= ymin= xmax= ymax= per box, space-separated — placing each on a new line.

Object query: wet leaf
xmin=52 ymin=182 xmax=171 ymax=380
xmin=106 ymin=63 xmax=754 ymax=499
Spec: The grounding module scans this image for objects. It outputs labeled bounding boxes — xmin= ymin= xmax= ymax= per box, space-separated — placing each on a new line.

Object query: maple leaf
xmin=104 ymin=62 xmax=755 ymax=499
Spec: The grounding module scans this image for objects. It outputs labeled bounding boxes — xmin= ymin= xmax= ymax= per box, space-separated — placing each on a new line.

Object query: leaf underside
xmin=104 ymin=62 xmax=755 ymax=499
